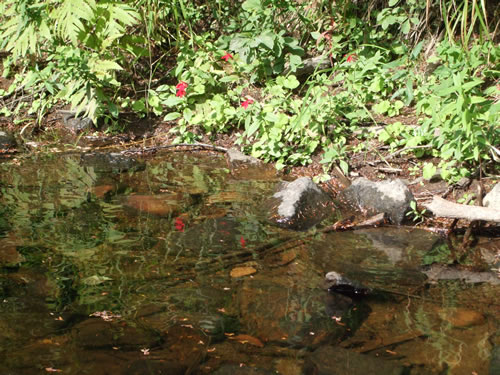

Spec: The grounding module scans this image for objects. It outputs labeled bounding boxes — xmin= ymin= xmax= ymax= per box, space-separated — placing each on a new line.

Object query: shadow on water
xmin=0 ymin=151 xmax=498 ymax=374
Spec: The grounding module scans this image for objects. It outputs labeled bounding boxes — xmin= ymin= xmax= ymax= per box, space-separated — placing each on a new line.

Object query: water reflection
xmin=0 ymin=151 xmax=498 ymax=374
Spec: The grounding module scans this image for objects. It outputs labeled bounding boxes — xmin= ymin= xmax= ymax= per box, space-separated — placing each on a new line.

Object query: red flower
xmin=174 ymin=217 xmax=185 ymax=232
xmin=241 ymin=99 xmax=254 ymax=109
xmin=176 ymin=81 xmax=188 ymax=97
xmin=221 ymin=52 xmax=233 ymax=61
xmin=240 ymin=236 xmax=246 ymax=248
xmin=346 ymin=54 xmax=357 ymax=63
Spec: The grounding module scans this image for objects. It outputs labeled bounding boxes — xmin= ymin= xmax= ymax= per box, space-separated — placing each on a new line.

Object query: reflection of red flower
xmin=240 ymin=236 xmax=246 ymax=248
xmin=241 ymin=99 xmax=253 ymax=109
xmin=346 ymin=54 xmax=357 ymax=63
xmin=176 ymin=81 xmax=188 ymax=97
xmin=174 ymin=217 xmax=185 ymax=232
xmin=221 ymin=52 xmax=233 ymax=61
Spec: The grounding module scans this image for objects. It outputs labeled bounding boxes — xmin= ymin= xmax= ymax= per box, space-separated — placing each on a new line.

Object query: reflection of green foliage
xmin=422 ymin=243 xmax=453 ymax=266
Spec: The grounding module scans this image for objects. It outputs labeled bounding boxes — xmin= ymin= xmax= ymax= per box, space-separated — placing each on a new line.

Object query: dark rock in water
xmin=0 ymin=130 xmax=16 ymax=151
xmin=422 ymin=264 xmax=500 ymax=285
xmin=60 ymin=111 xmax=94 ymax=133
xmin=213 ymin=364 xmax=275 ymax=375
xmin=341 ymin=178 xmax=414 ymax=225
xmin=73 ymin=318 xmax=162 ymax=350
xmin=236 ymin=275 xmax=356 ymax=348
xmin=124 ymin=360 xmax=187 ymax=375
xmin=303 ymin=346 xmax=406 ymax=375
xmin=267 ymin=177 xmax=335 ymax=230
xmin=198 ymin=314 xmax=240 ymax=342
xmin=324 ymin=271 xmax=371 ymax=298
xmin=81 ymin=152 xmax=145 ymax=173
xmin=490 ymin=333 xmax=500 ymax=375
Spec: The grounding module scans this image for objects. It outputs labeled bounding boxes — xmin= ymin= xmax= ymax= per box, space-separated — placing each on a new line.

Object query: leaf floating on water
xmin=229 ymin=334 xmax=264 ymax=347
xmin=83 ymin=275 xmax=113 ymax=285
xmin=230 ymin=266 xmax=256 ymax=278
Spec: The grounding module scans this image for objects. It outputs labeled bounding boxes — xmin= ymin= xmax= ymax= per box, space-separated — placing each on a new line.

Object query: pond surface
xmin=0 ymin=150 xmax=499 ymax=375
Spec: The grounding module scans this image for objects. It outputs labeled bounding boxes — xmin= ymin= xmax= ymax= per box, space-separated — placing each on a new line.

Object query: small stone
xmin=441 ymin=308 xmax=485 ymax=328
xmin=125 ymin=194 xmax=182 ymax=216
xmin=230 ymin=266 xmax=257 ymax=278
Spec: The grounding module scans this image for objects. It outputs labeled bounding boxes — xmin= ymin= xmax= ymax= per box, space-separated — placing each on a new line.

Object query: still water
xmin=0 ymin=151 xmax=498 ymax=374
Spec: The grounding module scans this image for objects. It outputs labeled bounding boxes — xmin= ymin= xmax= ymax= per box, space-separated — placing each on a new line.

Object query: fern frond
xmin=50 ymin=0 xmax=96 ymax=45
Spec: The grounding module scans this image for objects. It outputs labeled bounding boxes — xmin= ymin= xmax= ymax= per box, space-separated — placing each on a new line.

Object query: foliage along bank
xmin=0 ymin=0 xmax=498 ymax=182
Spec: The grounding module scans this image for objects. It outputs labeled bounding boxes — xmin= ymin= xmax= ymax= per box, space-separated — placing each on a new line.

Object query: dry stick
xmin=388 ymin=145 xmax=432 ymax=159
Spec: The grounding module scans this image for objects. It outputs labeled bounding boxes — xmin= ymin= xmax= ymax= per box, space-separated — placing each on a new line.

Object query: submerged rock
xmin=73 ymin=318 xmax=162 ymax=349
xmin=80 ymin=152 xmax=145 ymax=173
xmin=0 ymin=130 xmax=16 ymax=151
xmin=422 ymin=264 xmax=500 ymax=285
xmin=303 ymin=346 xmax=405 ymax=375
xmin=226 ymin=148 xmax=278 ymax=180
xmin=341 ymin=178 xmax=414 ymax=225
xmin=267 ymin=177 xmax=335 ymax=230
xmin=124 ymin=193 xmax=184 ymax=216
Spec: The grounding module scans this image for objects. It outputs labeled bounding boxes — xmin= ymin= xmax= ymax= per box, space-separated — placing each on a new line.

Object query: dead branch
xmin=425 ymin=196 xmax=500 ymax=223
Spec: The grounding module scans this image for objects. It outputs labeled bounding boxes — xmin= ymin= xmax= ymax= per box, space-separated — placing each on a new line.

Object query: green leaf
xmin=220 ymin=75 xmax=239 ymax=83
xmin=284 ymin=75 xmax=299 ymax=89
xmin=242 ymin=0 xmax=261 ymax=12
xmin=162 ymin=95 xmax=184 ymax=107
xmin=164 ymin=112 xmax=181 ymax=121
xmin=422 ymin=163 xmax=437 ymax=180
xmin=256 ymin=32 xmax=274 ymax=50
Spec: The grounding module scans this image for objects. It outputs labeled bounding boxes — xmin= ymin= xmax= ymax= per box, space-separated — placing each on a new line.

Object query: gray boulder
xmin=341 ymin=178 xmax=414 ymax=225
xmin=59 ymin=111 xmax=94 ymax=133
xmin=0 ymin=130 xmax=16 ymax=151
xmin=267 ymin=177 xmax=335 ymax=230
xmin=484 ymin=183 xmax=500 ymax=210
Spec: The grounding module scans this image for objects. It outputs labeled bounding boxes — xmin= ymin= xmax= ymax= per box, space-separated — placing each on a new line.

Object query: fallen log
xmin=425 ymin=196 xmax=500 ymax=223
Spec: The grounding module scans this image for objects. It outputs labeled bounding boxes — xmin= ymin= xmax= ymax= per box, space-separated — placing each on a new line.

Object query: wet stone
xmin=80 ymin=152 xmax=146 ymax=173
xmin=0 ymin=130 xmax=16 ymax=151
xmin=73 ymin=318 xmax=162 ymax=350
xmin=437 ymin=307 xmax=486 ymax=328
xmin=236 ymin=276 xmax=351 ymax=347
xmin=341 ymin=178 xmax=414 ymax=225
xmin=124 ymin=193 xmax=184 ymax=216
xmin=226 ymin=148 xmax=278 ymax=180
xmin=212 ymin=364 xmax=276 ymax=375
xmin=60 ymin=111 xmax=94 ymax=133
xmin=123 ymin=360 xmax=187 ymax=375
xmin=267 ymin=177 xmax=335 ymax=231
xmin=303 ymin=346 xmax=406 ymax=375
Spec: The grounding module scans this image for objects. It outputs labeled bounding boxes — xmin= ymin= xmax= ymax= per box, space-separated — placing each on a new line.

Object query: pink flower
xmin=221 ymin=52 xmax=233 ymax=61
xmin=240 ymin=236 xmax=246 ymax=248
xmin=176 ymin=81 xmax=188 ymax=97
xmin=174 ymin=217 xmax=185 ymax=232
xmin=346 ymin=54 xmax=357 ymax=63
xmin=241 ymin=99 xmax=254 ymax=109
